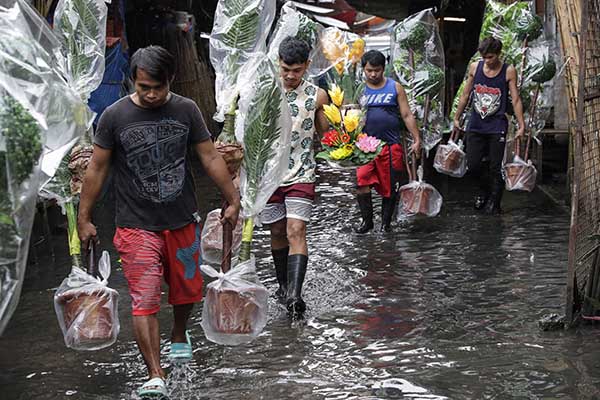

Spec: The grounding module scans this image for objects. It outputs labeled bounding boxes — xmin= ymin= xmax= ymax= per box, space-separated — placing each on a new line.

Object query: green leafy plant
xmin=398 ymin=22 xmax=429 ymax=50
xmin=532 ymin=58 xmax=557 ymax=83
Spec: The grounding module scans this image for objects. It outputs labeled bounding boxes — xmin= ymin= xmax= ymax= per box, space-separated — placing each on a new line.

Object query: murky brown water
xmin=2 ymin=167 xmax=599 ymax=400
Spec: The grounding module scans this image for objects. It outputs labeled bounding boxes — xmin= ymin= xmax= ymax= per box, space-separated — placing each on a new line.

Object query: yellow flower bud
xmin=328 ymin=85 xmax=344 ymax=107
xmin=323 ymin=104 xmax=342 ymax=125
xmin=343 ymin=114 xmax=360 ymax=133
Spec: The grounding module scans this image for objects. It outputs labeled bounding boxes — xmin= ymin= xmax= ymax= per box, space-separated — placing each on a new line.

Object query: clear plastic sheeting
xmin=235 ymin=55 xmax=292 ymax=219
xmin=397 ymin=166 xmax=442 ymax=219
xmin=54 ymin=251 xmax=120 ymax=351
xmin=201 ymin=208 xmax=243 ymax=266
xmin=433 ymin=139 xmax=467 ymax=178
xmin=210 ymin=0 xmax=276 ymax=121
xmin=391 ymin=8 xmax=445 ymax=151
xmin=267 ymin=1 xmax=322 ymax=66
xmin=200 ymin=255 xmax=268 ymax=346
xmin=503 ymin=155 xmax=537 ymax=192
xmin=54 ymin=0 xmax=109 ymax=101
xmin=0 ymin=1 xmax=93 ymax=335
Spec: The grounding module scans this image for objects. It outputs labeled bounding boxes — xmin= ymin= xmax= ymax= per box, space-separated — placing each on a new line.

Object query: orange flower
xmin=341 ymin=133 xmax=351 ymax=144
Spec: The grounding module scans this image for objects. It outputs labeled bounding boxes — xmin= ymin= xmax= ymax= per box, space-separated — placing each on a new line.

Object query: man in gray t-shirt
xmin=78 ymin=46 xmax=239 ymax=398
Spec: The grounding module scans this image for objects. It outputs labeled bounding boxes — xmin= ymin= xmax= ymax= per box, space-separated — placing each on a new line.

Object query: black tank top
xmin=467 ymin=61 xmax=509 ymax=135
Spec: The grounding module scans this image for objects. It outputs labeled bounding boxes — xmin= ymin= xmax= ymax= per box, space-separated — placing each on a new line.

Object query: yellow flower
xmin=349 ymin=39 xmax=365 ymax=64
xmin=321 ymin=30 xmax=346 ymax=62
xmin=334 ymin=61 xmax=345 ymax=75
xmin=323 ymin=104 xmax=342 ymax=125
xmin=330 ymin=144 xmax=354 ymax=160
xmin=328 ymin=85 xmax=344 ymax=107
xmin=353 ymin=38 xmax=365 ymax=52
xmin=343 ymin=114 xmax=360 ymax=133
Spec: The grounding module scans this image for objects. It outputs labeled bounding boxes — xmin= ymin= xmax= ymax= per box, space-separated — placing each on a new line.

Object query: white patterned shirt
xmin=282 ymin=79 xmax=318 ymax=185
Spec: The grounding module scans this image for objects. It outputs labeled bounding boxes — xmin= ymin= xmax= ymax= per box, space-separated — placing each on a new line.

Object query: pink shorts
xmin=113 ymin=222 xmax=203 ymax=316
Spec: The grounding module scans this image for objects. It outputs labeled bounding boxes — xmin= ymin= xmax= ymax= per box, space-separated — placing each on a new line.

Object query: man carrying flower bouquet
xmin=260 ymin=37 xmax=329 ymax=317
xmin=355 ymin=50 xmax=422 ymax=233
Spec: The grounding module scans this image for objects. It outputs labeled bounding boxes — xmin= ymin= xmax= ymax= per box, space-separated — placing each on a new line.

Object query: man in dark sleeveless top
xmin=453 ymin=37 xmax=526 ymax=215
xmin=355 ymin=50 xmax=422 ymax=233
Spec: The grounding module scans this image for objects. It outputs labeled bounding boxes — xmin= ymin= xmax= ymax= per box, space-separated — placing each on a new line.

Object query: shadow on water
xmin=2 ymin=170 xmax=600 ymax=399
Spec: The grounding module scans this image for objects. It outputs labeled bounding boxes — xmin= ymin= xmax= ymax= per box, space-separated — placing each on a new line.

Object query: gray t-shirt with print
xmin=94 ymin=94 xmax=210 ymax=231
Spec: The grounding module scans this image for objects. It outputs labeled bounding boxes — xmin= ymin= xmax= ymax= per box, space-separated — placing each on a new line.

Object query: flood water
xmin=2 ymin=166 xmax=600 ymax=400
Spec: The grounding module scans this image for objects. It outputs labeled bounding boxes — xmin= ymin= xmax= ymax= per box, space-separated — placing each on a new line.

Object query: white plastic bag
xmin=433 ymin=139 xmax=467 ymax=178
xmin=201 ymin=208 xmax=243 ymax=266
xmin=200 ymin=255 xmax=268 ymax=346
xmin=503 ymin=155 xmax=537 ymax=192
xmin=397 ymin=167 xmax=442 ymax=219
xmin=54 ymin=250 xmax=119 ymax=351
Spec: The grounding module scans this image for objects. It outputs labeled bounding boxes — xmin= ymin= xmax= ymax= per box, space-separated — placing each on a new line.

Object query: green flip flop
xmin=168 ymin=330 xmax=192 ymax=362
xmin=138 ymin=377 xmax=168 ymax=399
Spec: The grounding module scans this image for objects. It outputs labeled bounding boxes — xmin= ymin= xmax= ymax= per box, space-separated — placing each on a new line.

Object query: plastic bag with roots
xmin=200 ymin=255 xmax=268 ymax=346
xmin=503 ymin=155 xmax=537 ymax=192
xmin=201 ymin=209 xmax=243 ymax=266
xmin=433 ymin=139 xmax=467 ymax=178
xmin=54 ymin=250 xmax=120 ymax=351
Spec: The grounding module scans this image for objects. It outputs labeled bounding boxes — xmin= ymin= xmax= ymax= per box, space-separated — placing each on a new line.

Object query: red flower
xmin=341 ymin=133 xmax=351 ymax=144
xmin=321 ymin=130 xmax=340 ymax=146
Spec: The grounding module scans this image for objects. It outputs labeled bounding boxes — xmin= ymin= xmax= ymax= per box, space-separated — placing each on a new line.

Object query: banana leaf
xmin=234 ymin=55 xmax=291 ymax=261
xmin=210 ymin=0 xmax=276 ymax=123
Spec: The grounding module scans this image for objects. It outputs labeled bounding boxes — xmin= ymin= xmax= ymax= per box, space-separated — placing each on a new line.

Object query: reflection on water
xmin=2 ymin=167 xmax=600 ymax=399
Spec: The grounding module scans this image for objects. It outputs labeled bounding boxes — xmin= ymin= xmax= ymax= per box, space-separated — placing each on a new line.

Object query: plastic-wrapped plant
xmin=532 ymin=58 xmax=556 ymax=83
xmin=54 ymin=0 xmax=108 ymax=100
xmin=0 ymin=95 xmax=42 ymax=188
xmin=417 ymin=64 xmax=444 ymax=96
xmin=398 ymin=22 xmax=429 ymax=50
xmin=238 ymin=63 xmax=284 ymax=262
xmin=513 ymin=13 xmax=543 ymax=42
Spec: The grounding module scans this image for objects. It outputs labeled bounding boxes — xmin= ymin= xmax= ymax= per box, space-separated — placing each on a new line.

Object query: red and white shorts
xmin=113 ymin=222 xmax=203 ymax=316
xmin=259 ymin=183 xmax=316 ymax=224
xmin=356 ymin=143 xmax=405 ymax=198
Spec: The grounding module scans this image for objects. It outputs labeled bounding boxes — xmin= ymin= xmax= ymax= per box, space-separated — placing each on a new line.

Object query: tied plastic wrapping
xmin=267 ymin=1 xmax=323 ymax=67
xmin=209 ymin=0 xmax=276 ymax=122
xmin=0 ymin=1 xmax=94 ymax=336
xmin=433 ymin=139 xmax=467 ymax=178
xmin=54 ymin=251 xmax=120 ymax=350
xmin=235 ymin=55 xmax=292 ymax=219
xmin=200 ymin=256 xmax=268 ymax=346
xmin=397 ymin=166 xmax=443 ymax=219
xmin=503 ymin=155 xmax=537 ymax=192
xmin=201 ymin=208 xmax=243 ymax=266
xmin=391 ymin=8 xmax=445 ymax=151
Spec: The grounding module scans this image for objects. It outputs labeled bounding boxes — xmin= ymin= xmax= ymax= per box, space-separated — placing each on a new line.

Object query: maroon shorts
xmin=113 ymin=222 xmax=203 ymax=316
xmin=260 ymin=183 xmax=316 ymax=224
xmin=356 ymin=143 xmax=404 ymax=197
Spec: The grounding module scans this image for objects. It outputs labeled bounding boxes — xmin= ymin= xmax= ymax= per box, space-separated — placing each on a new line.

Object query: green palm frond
xmin=222 ymin=0 xmax=261 ymax=51
xmin=242 ymin=65 xmax=282 ymax=207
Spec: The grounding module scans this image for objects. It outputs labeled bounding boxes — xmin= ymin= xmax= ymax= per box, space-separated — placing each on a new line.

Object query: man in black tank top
xmin=453 ymin=37 xmax=526 ymax=215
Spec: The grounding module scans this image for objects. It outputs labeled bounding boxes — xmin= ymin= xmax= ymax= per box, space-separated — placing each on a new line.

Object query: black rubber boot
xmin=354 ymin=193 xmax=374 ymax=234
xmin=380 ymin=196 xmax=396 ymax=232
xmin=286 ymin=254 xmax=308 ymax=318
xmin=271 ymin=246 xmax=289 ymax=303
xmin=484 ymin=177 xmax=504 ymax=215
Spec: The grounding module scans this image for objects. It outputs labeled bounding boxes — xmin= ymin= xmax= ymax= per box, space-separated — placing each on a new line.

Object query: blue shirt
xmin=362 ymin=78 xmax=406 ymax=144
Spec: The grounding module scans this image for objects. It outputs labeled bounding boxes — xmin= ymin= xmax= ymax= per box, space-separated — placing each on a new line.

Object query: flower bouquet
xmin=316 ymin=86 xmax=384 ymax=168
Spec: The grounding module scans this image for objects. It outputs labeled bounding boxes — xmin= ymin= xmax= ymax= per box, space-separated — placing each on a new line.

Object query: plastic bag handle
xmin=221 ymin=203 xmax=233 ymax=274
